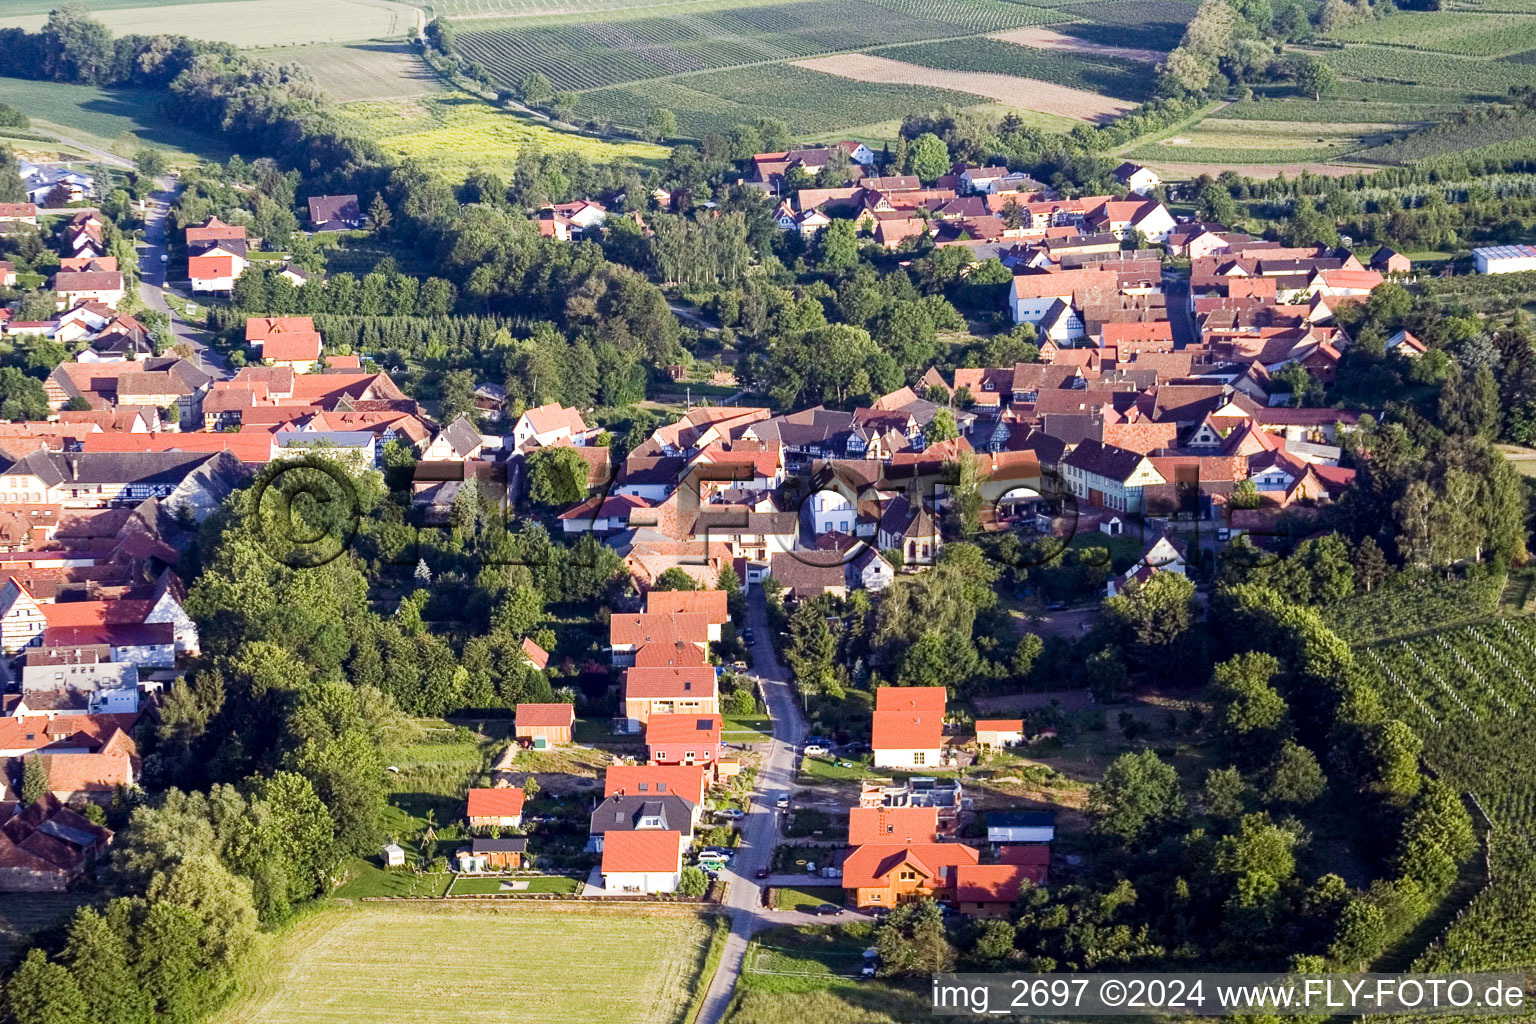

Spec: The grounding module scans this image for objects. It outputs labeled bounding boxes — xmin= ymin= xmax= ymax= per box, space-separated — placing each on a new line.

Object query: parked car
xmin=803 ymin=744 xmax=830 ymax=758
xmin=755 ymin=867 xmax=769 ymax=879
xmin=701 ymin=847 xmax=735 ymax=862
xmin=742 ymin=627 xmax=755 ymax=644
xmin=842 ymin=742 xmax=871 ymax=755
xmin=715 ymin=808 xmax=745 ymax=821
xmin=860 ymin=963 xmax=877 ymax=978
xmin=813 ymin=903 xmax=846 ymax=916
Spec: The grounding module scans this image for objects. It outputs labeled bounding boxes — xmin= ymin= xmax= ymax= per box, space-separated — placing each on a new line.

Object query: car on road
xmin=742 ymin=627 xmax=755 ymax=644
xmin=754 ymin=867 xmax=769 ymax=879
xmin=776 ymin=794 xmax=790 ymax=809
xmin=813 ymin=903 xmax=846 ymax=916
xmin=868 ymin=907 xmax=889 ymax=920
xmin=159 ymin=253 xmax=167 ymax=262
xmin=715 ymin=808 xmax=745 ymax=821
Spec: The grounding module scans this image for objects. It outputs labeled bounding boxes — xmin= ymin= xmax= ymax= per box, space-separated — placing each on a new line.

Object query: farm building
xmin=466 ymin=787 xmax=526 ymax=828
xmin=515 ymin=703 xmax=575 ymax=747
xmin=1473 ymin=245 xmax=1536 ymax=274
xmin=974 ymin=719 xmax=1024 ymax=748
xmin=987 ymin=811 xmax=1056 ymax=845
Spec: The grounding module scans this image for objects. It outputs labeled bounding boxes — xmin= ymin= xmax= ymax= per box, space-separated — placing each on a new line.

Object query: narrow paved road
xmin=693 ymin=587 xmax=812 ymax=1024
xmin=135 ymin=176 xmax=229 ymax=379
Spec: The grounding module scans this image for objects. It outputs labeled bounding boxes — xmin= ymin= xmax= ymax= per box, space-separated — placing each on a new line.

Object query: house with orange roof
xmin=512 ymin=402 xmax=594 ymax=450
xmin=609 ymin=612 xmax=710 ymax=666
xmin=643 ymin=588 xmax=729 ymax=629
xmin=603 ymin=764 xmax=708 ymax=819
xmin=871 ymin=686 xmax=946 ymax=770
xmin=954 ymin=862 xmax=1038 ymax=917
xmin=466 ymin=787 xmax=526 ymax=828
xmin=623 ymin=666 xmax=719 ymax=733
xmin=518 ymin=637 xmax=550 ymax=671
xmin=514 ymin=703 xmax=574 ymax=747
xmin=188 ymin=238 xmax=247 ymax=293
xmin=36 ymin=727 xmax=138 ymax=805
xmin=645 ymin=713 xmax=722 ymax=771
xmin=600 ymin=829 xmax=684 ymax=893
xmin=842 ymin=841 xmax=980 ymax=909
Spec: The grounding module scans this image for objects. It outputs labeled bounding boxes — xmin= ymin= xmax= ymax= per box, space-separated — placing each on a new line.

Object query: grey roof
xmin=769 ymin=551 xmax=847 ymax=596
xmin=278 ymin=430 xmax=375 ymax=449
xmin=438 ymin=415 xmax=482 ymax=457
xmin=589 ymin=793 xmax=694 ymax=837
xmin=879 ymin=492 xmax=937 ymax=541
xmin=1062 ymin=438 xmax=1147 ymax=481
xmin=692 ymin=511 xmax=799 ymax=536
xmin=471 ymin=838 xmax=528 ymax=854
xmin=189 ymin=237 xmax=247 ymax=258
xmin=748 ymin=407 xmax=855 ymax=448
xmin=307 ymin=194 xmax=362 ymax=227
xmin=988 ymin=811 xmax=1055 ymax=827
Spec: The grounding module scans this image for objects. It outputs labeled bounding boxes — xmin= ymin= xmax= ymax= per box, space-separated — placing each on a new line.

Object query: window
xmin=685 ymin=751 xmax=695 ymax=761
xmin=899 ymin=870 xmax=916 ymax=881
xmin=870 ymin=892 xmax=882 ymax=902
xmin=655 ymin=751 xmax=666 ymax=760
xmin=913 ymin=752 xmax=926 ymax=766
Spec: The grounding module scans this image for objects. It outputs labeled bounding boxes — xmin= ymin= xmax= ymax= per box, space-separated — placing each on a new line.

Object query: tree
xmin=678 ymin=866 xmax=708 ymax=896
xmin=518 ymin=72 xmax=552 ymax=104
xmin=1352 ymin=536 xmax=1389 ymax=593
xmin=653 ymin=567 xmax=700 ymax=591
xmin=646 ymin=108 xmax=678 ymax=142
xmin=1087 ymin=749 xmax=1186 ymax=846
xmin=1203 ymin=766 xmax=1249 ymax=821
xmin=526 ymin=446 xmax=589 ymax=507
xmin=1294 ymin=56 xmax=1336 ymax=101
xmin=815 ymin=219 xmax=858 ymax=271
xmin=923 ymin=408 xmax=959 ymax=443
xmin=366 ymin=193 xmax=392 ymax=234
xmin=41 ymin=4 xmax=114 ymax=84
xmin=1264 ymin=740 xmax=1327 ymax=808
xmin=1210 ymin=651 xmax=1288 ymax=755
xmin=875 ymin=899 xmax=956 ymax=976
xmin=20 ymin=753 xmax=48 ymax=805
xmin=60 ymin=904 xmax=146 ymax=1024
xmin=906 ymin=133 xmax=950 ymax=182
xmin=5 ymin=948 xmax=87 ymax=1024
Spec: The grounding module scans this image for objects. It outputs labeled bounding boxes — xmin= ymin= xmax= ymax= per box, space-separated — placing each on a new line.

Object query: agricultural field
xmin=1316 ymin=45 xmax=1535 ymax=98
xmin=794 ymin=53 xmax=1132 ymax=122
xmin=332 ymin=90 xmax=666 ymax=178
xmin=1326 ymin=10 xmax=1536 ymax=58
xmin=0 ymin=76 xmax=231 ymax=162
xmin=987 ymin=26 xmax=1163 ymax=63
xmin=211 ymin=903 xmax=716 ymax=1024
xmin=1125 ymin=118 xmax=1393 ymax=167
xmin=1353 ymin=110 xmax=1536 ymax=166
xmin=451 ymin=0 xmax=1066 ymax=94
xmin=273 ymin=42 xmax=442 ymax=103
xmin=1053 ymin=0 xmax=1202 ymax=52
xmin=0 ymin=0 xmax=421 ymax=47
xmin=1357 ymin=617 xmax=1536 ymax=972
xmin=869 ymin=37 xmax=1156 ymax=103
xmin=568 ymin=64 xmax=983 ymax=139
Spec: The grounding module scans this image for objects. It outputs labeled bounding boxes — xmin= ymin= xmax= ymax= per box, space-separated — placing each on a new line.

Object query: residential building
xmin=645 ymin=713 xmax=722 ymax=770
xmin=0 ymin=794 xmax=112 ymax=891
xmin=622 ymin=666 xmax=719 ymax=733
xmin=841 ymin=841 xmax=980 ymax=909
xmin=16 ymin=661 xmax=139 ymax=717
xmin=871 ymin=686 xmax=945 ymax=770
xmin=1113 ymin=162 xmax=1160 ymax=195
xmin=1061 ymin=439 xmax=1167 ymax=513
xmin=588 ymin=792 xmax=695 ymax=853
xmin=847 ymin=806 xmax=938 ymax=846
xmin=603 ymin=764 xmax=707 ymax=825
xmin=600 ymin=829 xmax=684 ymax=893
xmin=954 ymin=863 xmax=1038 ymax=917
xmin=512 ymin=403 xmax=593 ymax=450
xmin=307 ymin=194 xmax=363 ymax=231
xmin=974 ymin=719 xmax=1024 ymax=748
xmin=466 ymin=787 xmax=526 ymax=828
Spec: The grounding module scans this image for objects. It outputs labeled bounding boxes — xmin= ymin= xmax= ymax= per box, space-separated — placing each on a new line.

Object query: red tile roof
xmin=974 ymin=719 xmax=1023 ymax=734
xmin=610 ymin=612 xmax=710 ymax=649
xmin=872 ymin=686 xmax=946 ymax=750
xmin=466 ymin=787 xmax=525 ymax=818
xmin=644 ymin=589 xmax=729 ymax=623
xmin=644 ymin=713 xmax=722 ymax=748
xmin=601 ymin=829 xmax=682 ymax=874
xmin=514 ymin=703 xmax=574 ymax=728
xmin=624 ymin=666 xmax=717 ymax=700
xmin=841 ymin=842 xmax=979 ymax=889
xmin=848 ymin=806 xmax=938 ymax=846
xmin=520 ymin=637 xmax=550 ymax=671
xmin=955 ymin=863 xmax=1038 ymax=903
xmin=603 ymin=765 xmax=707 ymax=806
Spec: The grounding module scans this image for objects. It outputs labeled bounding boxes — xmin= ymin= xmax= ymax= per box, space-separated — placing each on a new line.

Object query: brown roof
xmin=515 ymin=703 xmax=574 ymax=728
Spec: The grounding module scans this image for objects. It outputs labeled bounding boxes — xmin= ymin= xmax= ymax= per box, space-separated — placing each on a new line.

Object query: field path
xmin=987 ymin=26 xmax=1164 ymax=63
xmin=792 ymin=53 xmax=1134 ymax=123
xmin=1140 ymin=160 xmax=1377 ymax=178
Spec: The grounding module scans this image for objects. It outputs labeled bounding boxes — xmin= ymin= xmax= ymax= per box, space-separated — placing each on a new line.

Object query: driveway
xmin=693 ymin=587 xmax=811 ymax=1024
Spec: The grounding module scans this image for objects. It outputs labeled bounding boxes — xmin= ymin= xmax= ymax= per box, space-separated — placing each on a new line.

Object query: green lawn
xmin=722 ymin=715 xmax=773 ymax=743
xmin=332 ymin=860 xmax=453 ymax=899
xmin=379 ymin=717 xmax=512 ymax=839
xmin=771 ymin=884 xmax=846 ymax=911
xmin=0 ymin=76 xmax=231 ymax=162
xmin=211 ymin=902 xmax=716 ymax=1024
xmin=446 ymin=875 xmax=582 ymax=895
xmin=797 ymin=755 xmax=876 ymax=783
xmin=729 ymin=925 xmax=934 ymax=1022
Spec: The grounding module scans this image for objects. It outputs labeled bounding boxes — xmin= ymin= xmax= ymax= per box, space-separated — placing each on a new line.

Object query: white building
xmin=599 ymin=829 xmax=684 ymax=893
xmin=1473 ymin=245 xmax=1536 ymax=275
xmin=17 ymin=661 xmax=140 ymax=717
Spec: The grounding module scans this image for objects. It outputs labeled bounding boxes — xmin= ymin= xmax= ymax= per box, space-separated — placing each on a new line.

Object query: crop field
xmin=568 ymin=63 xmax=984 ymax=138
xmin=0 ymin=76 xmax=231 ymax=161
xmin=794 ymin=54 xmax=1133 ymax=121
xmin=1215 ymin=97 xmax=1453 ymax=125
xmin=0 ymin=0 xmax=420 ymax=47
xmin=1126 ymin=118 xmax=1393 ymax=166
xmin=274 ymin=43 xmax=442 ymax=102
xmin=1327 ymin=11 xmax=1536 ymax=58
xmin=1353 ymin=110 xmax=1536 ymax=166
xmin=1054 ymin=0 xmax=1201 ymax=51
xmin=1 ymin=0 xmax=249 ymax=11
xmin=988 ymin=26 xmax=1163 ymax=63
xmin=211 ymin=903 xmax=715 ymax=1024
xmin=334 ymin=91 xmax=666 ymax=178
xmin=869 ymin=37 xmax=1155 ymax=102
xmin=1318 ymin=45 xmax=1535 ymax=97
xmin=452 ymin=0 xmax=1065 ymax=93
xmin=1358 ymin=618 xmax=1536 ymax=972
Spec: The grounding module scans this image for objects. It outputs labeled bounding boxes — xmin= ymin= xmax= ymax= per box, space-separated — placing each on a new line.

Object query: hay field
xmin=792 ymin=53 xmax=1133 ymax=122
xmin=212 ymin=903 xmax=715 ymax=1024
xmin=333 ymin=91 xmax=666 ymax=178
xmin=276 ymin=43 xmax=442 ymax=102
xmin=0 ymin=0 xmax=420 ymax=47
xmin=988 ymin=26 xmax=1162 ymax=63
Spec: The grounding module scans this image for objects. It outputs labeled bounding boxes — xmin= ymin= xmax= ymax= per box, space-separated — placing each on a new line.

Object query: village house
xmin=188 ymin=236 xmax=248 ymax=293
xmin=600 ymin=829 xmax=684 ymax=893
xmin=603 ymin=764 xmax=708 ymax=826
xmin=513 ymin=703 xmax=574 ymax=747
xmin=645 ymin=713 xmax=722 ymax=772
xmin=53 ymin=269 xmax=124 ymax=311
xmin=609 ymin=612 xmax=711 ymax=667
xmin=0 ymin=794 xmax=112 ymax=892
xmin=512 ymin=403 xmax=594 ymax=450
xmin=1113 ymin=162 xmax=1161 ymax=196
xmin=622 ymin=666 xmax=719 ymax=733
xmin=848 ymin=805 xmax=938 ymax=846
xmin=588 ymin=791 xmax=695 ymax=854
xmin=466 ymin=787 xmax=526 ymax=829
xmin=16 ymin=660 xmax=139 ymax=717
xmin=974 ymin=719 xmax=1024 ymax=749
xmin=1060 ymin=439 xmax=1167 ymax=514
xmin=537 ymin=199 xmax=607 ymax=241
xmin=307 ymin=194 xmax=363 ymax=232
xmin=871 ymin=686 xmax=946 ymax=770
xmin=841 ymin=840 xmax=980 ymax=909
xmin=954 ymin=862 xmax=1041 ymax=917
